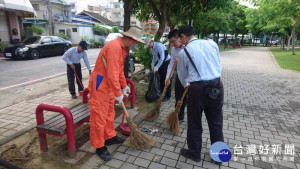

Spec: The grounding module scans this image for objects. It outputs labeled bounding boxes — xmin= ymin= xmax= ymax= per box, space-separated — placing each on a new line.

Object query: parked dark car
xmin=3 ymin=36 xmax=72 ymax=59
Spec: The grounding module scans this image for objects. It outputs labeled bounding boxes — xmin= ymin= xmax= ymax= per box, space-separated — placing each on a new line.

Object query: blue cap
xmin=79 ymin=41 xmax=88 ymax=50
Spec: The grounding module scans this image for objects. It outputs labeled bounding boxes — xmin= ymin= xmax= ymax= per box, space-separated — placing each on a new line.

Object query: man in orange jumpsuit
xmin=88 ymin=27 xmax=144 ymax=161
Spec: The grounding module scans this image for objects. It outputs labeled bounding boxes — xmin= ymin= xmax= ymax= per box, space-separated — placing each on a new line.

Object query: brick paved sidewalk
xmin=81 ymin=47 xmax=300 ymax=169
xmin=0 ymin=78 xmax=89 ymax=145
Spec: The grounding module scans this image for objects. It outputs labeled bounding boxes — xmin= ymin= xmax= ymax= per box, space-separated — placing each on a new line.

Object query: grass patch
xmin=270 ymin=47 xmax=300 ymax=71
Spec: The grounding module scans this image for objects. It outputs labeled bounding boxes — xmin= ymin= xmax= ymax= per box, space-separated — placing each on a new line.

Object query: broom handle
xmin=73 ymin=69 xmax=84 ymax=89
xmin=102 ymin=56 xmax=130 ymax=118
xmin=159 ymin=64 xmax=176 ymax=98
xmin=180 ymin=87 xmax=189 ymax=102
xmin=121 ymin=101 xmax=130 ymax=118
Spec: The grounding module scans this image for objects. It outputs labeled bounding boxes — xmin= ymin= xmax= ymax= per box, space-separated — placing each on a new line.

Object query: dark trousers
xmin=175 ymin=74 xmax=186 ymax=121
xmin=158 ymin=60 xmax=171 ymax=99
xmin=67 ymin=63 xmax=84 ymax=95
xmin=187 ymin=80 xmax=224 ymax=159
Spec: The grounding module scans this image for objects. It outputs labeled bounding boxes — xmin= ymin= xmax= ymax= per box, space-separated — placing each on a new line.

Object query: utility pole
xmin=47 ymin=0 xmax=53 ymax=35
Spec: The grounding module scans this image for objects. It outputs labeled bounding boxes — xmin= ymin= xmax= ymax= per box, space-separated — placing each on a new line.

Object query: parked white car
xmin=104 ymin=33 xmax=123 ymax=45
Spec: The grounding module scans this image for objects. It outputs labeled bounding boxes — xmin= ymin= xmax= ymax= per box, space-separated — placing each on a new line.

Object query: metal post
xmin=47 ymin=0 xmax=53 ymax=35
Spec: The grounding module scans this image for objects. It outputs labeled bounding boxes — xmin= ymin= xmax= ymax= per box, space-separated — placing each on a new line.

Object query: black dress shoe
xmin=180 ymin=148 xmax=201 ymax=162
xmin=96 ymin=146 xmax=112 ymax=161
xmin=105 ymin=136 xmax=125 ymax=146
xmin=71 ymin=94 xmax=77 ymax=99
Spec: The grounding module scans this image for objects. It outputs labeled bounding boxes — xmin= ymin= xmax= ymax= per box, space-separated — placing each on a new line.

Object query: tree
xmin=122 ymin=0 xmax=134 ymax=77
xmin=257 ymin=0 xmax=300 ymax=54
xmin=132 ymin=0 xmax=229 ymax=41
xmin=245 ymin=8 xmax=263 ymax=45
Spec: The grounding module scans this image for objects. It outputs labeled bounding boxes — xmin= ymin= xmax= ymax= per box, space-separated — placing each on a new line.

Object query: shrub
xmin=55 ymin=32 xmax=70 ymax=40
xmin=25 ymin=26 xmax=44 ymax=35
xmin=134 ymin=44 xmax=152 ymax=69
xmin=94 ymin=40 xmax=104 ymax=47
xmin=93 ymin=24 xmax=112 ymax=36
xmin=0 ymin=41 xmax=8 ymax=53
xmin=80 ymin=36 xmax=89 ymax=41
xmin=112 ymin=26 xmax=119 ymax=33
xmin=89 ymin=38 xmax=96 ymax=44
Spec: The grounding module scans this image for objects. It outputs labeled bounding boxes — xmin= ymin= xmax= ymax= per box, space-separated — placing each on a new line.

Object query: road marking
xmin=0 ymin=65 xmax=95 ymax=91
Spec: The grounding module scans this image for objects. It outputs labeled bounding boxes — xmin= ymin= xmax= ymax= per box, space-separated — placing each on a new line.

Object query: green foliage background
xmin=93 ymin=24 xmax=112 ymax=36
xmin=133 ymin=44 xmax=152 ymax=69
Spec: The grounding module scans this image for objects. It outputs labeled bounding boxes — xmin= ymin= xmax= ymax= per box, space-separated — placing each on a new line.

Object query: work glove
xmin=154 ymin=66 xmax=158 ymax=72
xmin=115 ymin=94 xmax=124 ymax=105
xmin=122 ymin=86 xmax=131 ymax=97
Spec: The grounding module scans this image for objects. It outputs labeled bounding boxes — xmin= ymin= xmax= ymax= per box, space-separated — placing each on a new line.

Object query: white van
xmin=104 ymin=33 xmax=123 ymax=45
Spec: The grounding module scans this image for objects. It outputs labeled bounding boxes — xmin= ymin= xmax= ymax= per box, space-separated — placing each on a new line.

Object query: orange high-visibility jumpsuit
xmin=88 ymin=37 xmax=127 ymax=148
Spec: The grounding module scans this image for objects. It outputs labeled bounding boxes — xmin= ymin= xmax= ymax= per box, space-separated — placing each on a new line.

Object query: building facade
xmin=65 ymin=0 xmax=88 ymax=15
xmin=0 ymin=0 xmax=36 ymax=44
xmin=109 ymin=1 xmax=141 ymax=29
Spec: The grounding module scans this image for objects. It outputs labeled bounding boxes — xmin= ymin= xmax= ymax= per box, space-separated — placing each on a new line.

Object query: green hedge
xmin=55 ymin=33 xmax=70 ymax=40
xmin=93 ymin=24 xmax=112 ymax=36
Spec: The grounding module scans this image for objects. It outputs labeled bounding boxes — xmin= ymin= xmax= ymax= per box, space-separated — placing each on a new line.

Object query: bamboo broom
xmin=166 ymin=87 xmax=189 ymax=135
xmin=142 ymin=64 xmax=176 ymax=120
xmin=102 ymin=56 xmax=156 ymax=149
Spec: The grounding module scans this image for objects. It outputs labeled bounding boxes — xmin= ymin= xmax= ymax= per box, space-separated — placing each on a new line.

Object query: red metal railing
xmin=126 ymin=78 xmax=135 ymax=108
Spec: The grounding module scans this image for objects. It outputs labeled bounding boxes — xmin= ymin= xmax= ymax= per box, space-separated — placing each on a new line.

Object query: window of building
xmin=71 ymin=3 xmax=75 ymax=8
xmin=72 ymin=28 xmax=77 ymax=32
xmin=131 ymin=22 xmax=136 ymax=25
xmin=32 ymin=4 xmax=39 ymax=10
xmin=59 ymin=30 xmax=65 ymax=34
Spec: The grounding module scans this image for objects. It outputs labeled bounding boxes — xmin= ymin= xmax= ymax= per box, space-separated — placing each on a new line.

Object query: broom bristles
xmin=166 ymin=110 xmax=180 ymax=135
xmin=142 ymin=97 xmax=163 ymax=120
xmin=166 ymin=101 xmax=183 ymax=135
xmin=126 ymin=115 xmax=156 ymax=149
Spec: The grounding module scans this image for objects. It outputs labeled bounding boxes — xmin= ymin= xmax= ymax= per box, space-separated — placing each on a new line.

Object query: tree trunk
xmin=241 ymin=34 xmax=244 ymax=45
xmin=224 ymin=33 xmax=227 ymax=49
xmin=155 ymin=18 xmax=165 ymax=42
xmin=282 ymin=35 xmax=285 ymax=50
xmin=270 ymin=33 xmax=274 ymax=44
xmin=287 ymin=35 xmax=292 ymax=51
xmin=123 ymin=0 xmax=133 ymax=78
xmin=213 ymin=33 xmax=216 ymax=42
xmin=291 ymin=23 xmax=297 ymax=55
xmin=152 ymin=0 xmax=166 ymax=41
xmin=280 ymin=35 xmax=284 ymax=50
